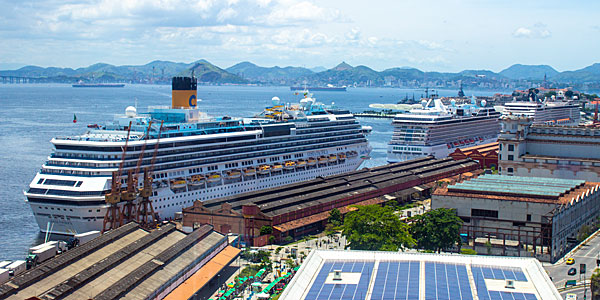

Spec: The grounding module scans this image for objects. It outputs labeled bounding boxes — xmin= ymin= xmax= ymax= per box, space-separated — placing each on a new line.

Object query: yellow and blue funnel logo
xmin=172 ymin=90 xmax=197 ymax=109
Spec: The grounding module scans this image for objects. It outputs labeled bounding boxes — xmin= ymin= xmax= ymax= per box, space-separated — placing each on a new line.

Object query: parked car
xmin=568 ymin=268 xmax=577 ymax=276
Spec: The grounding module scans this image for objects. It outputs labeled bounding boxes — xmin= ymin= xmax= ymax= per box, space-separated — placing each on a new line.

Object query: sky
xmin=1 ymin=0 xmax=599 ymax=72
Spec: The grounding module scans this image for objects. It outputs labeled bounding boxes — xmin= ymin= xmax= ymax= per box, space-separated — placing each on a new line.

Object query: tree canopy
xmin=328 ymin=208 xmax=342 ymax=226
xmin=409 ymin=208 xmax=463 ymax=253
xmin=342 ymin=205 xmax=414 ymax=251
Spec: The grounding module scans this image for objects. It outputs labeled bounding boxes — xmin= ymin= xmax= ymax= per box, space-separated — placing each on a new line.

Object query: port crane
xmin=136 ymin=121 xmax=163 ymax=229
xmin=121 ymin=121 xmax=153 ymax=223
xmin=102 ymin=121 xmax=132 ymax=233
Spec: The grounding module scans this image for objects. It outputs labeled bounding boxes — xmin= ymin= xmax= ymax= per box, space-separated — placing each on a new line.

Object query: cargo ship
xmin=290 ymin=86 xmax=346 ymax=91
xmin=25 ymin=77 xmax=371 ymax=235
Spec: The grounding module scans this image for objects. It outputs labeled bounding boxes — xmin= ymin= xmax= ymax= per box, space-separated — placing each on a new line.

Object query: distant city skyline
xmin=1 ymin=0 xmax=599 ymax=72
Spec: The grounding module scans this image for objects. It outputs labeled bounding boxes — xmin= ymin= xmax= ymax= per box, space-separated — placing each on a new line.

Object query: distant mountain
xmin=553 ymin=63 xmax=600 ymax=83
xmin=226 ymin=61 xmax=313 ymax=83
xmin=499 ymin=64 xmax=559 ymax=80
xmin=186 ymin=60 xmax=247 ymax=84
xmin=0 ymin=59 xmax=245 ymax=83
xmin=310 ymin=66 xmax=327 ymax=73
xmin=308 ymin=62 xmax=383 ymax=85
xmin=380 ymin=67 xmax=424 ymax=79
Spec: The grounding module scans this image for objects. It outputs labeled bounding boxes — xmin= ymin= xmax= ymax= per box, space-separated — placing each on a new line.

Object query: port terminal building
xmin=499 ymin=116 xmax=600 ymax=181
xmin=433 ymin=174 xmax=600 ymax=262
xmin=279 ymin=250 xmax=561 ymax=300
xmin=0 ymin=222 xmax=240 ymax=300
xmin=182 ymin=157 xmax=479 ymax=246
xmin=449 ymin=142 xmax=499 ymax=169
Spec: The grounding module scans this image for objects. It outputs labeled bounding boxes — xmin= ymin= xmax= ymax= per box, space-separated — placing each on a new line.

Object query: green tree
xmin=268 ymin=235 xmax=276 ymax=245
xmin=544 ymin=91 xmax=556 ymax=99
xmin=409 ymin=208 xmax=463 ymax=253
xmin=565 ymin=90 xmax=574 ymax=98
xmin=342 ymin=205 xmax=415 ymax=251
xmin=328 ymin=208 xmax=342 ymax=226
xmin=260 ymin=225 xmax=273 ymax=235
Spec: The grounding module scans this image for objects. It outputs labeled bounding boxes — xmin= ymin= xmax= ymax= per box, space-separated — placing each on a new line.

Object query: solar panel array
xmin=304 ymin=261 xmax=373 ymax=300
xmin=472 ymin=266 xmax=528 ymax=282
xmin=425 ymin=262 xmax=473 ymax=300
xmin=472 ymin=266 xmax=537 ymax=300
xmin=303 ymin=260 xmax=540 ymax=300
xmin=370 ymin=261 xmax=419 ymax=300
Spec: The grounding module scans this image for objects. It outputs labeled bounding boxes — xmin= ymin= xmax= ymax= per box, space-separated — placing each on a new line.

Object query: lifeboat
xmin=338 ymin=153 xmax=346 ymax=160
xmin=347 ymin=151 xmax=358 ymax=158
xmin=272 ymin=163 xmax=283 ymax=171
xmin=328 ymin=154 xmax=337 ymax=162
xmin=189 ymin=175 xmax=206 ymax=186
xmin=170 ymin=179 xmax=187 ymax=189
xmin=207 ymin=173 xmax=221 ymax=183
xmin=284 ymin=161 xmax=296 ymax=170
xmin=453 ymin=142 xmax=459 ymax=146
xmin=225 ymin=169 xmax=241 ymax=179
xmin=307 ymin=157 xmax=317 ymax=166
xmin=258 ymin=165 xmax=271 ymax=175
xmin=243 ymin=167 xmax=256 ymax=175
xmin=296 ymin=160 xmax=307 ymax=168
xmin=318 ymin=156 xmax=328 ymax=165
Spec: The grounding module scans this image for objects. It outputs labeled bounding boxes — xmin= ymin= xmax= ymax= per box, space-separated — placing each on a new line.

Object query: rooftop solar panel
xmin=371 ymin=261 xmax=419 ymax=300
xmin=304 ymin=260 xmax=374 ymax=300
xmin=425 ymin=262 xmax=473 ymax=300
xmin=472 ymin=266 xmax=535 ymax=300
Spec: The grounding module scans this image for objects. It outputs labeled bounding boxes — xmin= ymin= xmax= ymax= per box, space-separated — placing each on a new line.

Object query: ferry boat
xmin=25 ymin=77 xmax=371 ymax=235
xmin=501 ymin=98 xmax=580 ymax=125
xmin=387 ymin=98 xmax=501 ymax=162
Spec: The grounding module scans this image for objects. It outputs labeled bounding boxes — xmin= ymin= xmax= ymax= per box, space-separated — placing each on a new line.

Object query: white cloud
xmin=513 ymin=23 xmax=551 ymax=39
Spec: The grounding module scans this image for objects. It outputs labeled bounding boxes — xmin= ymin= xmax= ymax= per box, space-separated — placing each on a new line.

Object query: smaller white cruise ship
xmin=501 ymin=98 xmax=580 ymax=125
xmin=387 ymin=98 xmax=501 ymax=162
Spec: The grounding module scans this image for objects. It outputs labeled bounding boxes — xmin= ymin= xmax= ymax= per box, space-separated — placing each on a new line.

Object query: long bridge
xmin=0 ymin=76 xmax=47 ymax=84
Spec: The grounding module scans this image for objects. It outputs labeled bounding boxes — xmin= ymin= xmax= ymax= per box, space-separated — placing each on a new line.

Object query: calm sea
xmin=0 ymin=84 xmax=500 ymax=260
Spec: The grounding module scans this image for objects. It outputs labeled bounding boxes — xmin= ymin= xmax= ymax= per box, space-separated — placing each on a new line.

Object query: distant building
xmin=449 ymin=142 xmax=499 ymax=169
xmin=499 ymin=116 xmax=600 ymax=181
xmin=279 ymin=250 xmax=561 ymax=300
xmin=433 ymin=174 xmax=600 ymax=262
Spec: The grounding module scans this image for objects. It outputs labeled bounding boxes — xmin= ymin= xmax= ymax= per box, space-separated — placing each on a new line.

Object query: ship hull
xmin=387 ymin=136 xmax=498 ymax=163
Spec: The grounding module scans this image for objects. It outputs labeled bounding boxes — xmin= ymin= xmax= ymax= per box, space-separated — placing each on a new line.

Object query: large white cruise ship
xmin=501 ymin=98 xmax=580 ymax=125
xmin=387 ymin=98 xmax=501 ymax=162
xmin=25 ymin=77 xmax=371 ymax=235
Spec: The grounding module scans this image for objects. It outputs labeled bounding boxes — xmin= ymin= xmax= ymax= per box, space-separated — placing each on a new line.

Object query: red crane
xmin=136 ymin=121 xmax=163 ymax=228
xmin=102 ymin=121 xmax=133 ymax=233
xmin=121 ymin=121 xmax=153 ymax=223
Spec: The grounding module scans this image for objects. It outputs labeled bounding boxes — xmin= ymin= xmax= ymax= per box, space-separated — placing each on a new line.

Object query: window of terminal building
xmin=508 ymin=144 xmax=514 ymax=151
xmin=508 ymin=155 xmax=514 ymax=161
xmin=471 ymin=208 xmax=498 ymax=219
xmin=527 ymin=214 xmax=531 ymax=222
xmin=507 ymin=167 xmax=514 ymax=173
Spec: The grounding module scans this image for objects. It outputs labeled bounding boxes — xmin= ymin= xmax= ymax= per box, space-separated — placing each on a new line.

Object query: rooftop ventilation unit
xmin=333 ymin=270 xmax=342 ymax=281
xmin=505 ymin=279 xmax=515 ymax=289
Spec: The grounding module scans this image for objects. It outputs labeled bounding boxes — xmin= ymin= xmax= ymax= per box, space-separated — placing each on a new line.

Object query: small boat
xmin=272 ymin=163 xmax=283 ymax=171
xmin=170 ymin=179 xmax=187 ymax=189
xmin=258 ymin=165 xmax=271 ymax=174
xmin=284 ymin=161 xmax=296 ymax=170
xmin=307 ymin=157 xmax=317 ymax=166
xmin=328 ymin=155 xmax=337 ymax=162
xmin=225 ymin=170 xmax=241 ymax=179
xmin=207 ymin=173 xmax=221 ymax=183
xmin=243 ymin=167 xmax=256 ymax=175
xmin=338 ymin=153 xmax=346 ymax=160
xmin=296 ymin=160 xmax=307 ymax=168
xmin=318 ymin=156 xmax=328 ymax=165
xmin=347 ymin=151 xmax=358 ymax=158
xmin=189 ymin=175 xmax=206 ymax=186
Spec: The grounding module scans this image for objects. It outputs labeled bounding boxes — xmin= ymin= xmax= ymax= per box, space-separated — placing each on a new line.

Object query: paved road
xmin=544 ymin=230 xmax=600 ymax=298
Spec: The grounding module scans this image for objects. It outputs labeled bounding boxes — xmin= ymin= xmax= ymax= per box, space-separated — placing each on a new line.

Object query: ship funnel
xmin=172 ymin=77 xmax=198 ymax=109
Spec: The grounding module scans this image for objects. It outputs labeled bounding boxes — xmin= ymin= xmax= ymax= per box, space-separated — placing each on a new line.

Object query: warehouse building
xmin=0 ymin=222 xmax=240 ymax=300
xmin=182 ymin=157 xmax=479 ymax=246
xmin=279 ymin=250 xmax=560 ymax=300
xmin=433 ymin=174 xmax=600 ymax=262
xmin=499 ymin=116 xmax=600 ymax=181
xmin=449 ymin=142 xmax=499 ymax=169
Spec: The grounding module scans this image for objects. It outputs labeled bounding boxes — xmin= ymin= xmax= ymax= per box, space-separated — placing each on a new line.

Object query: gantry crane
xmin=102 ymin=121 xmax=133 ymax=233
xmin=121 ymin=121 xmax=153 ymax=223
xmin=136 ymin=121 xmax=163 ymax=228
